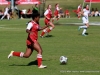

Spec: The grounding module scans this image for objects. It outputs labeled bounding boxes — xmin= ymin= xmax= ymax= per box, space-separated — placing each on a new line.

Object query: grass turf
xmin=0 ymin=17 xmax=100 ymax=75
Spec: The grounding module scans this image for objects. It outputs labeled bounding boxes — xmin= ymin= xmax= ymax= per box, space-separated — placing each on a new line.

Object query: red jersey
xmin=54 ymin=6 xmax=60 ymax=16
xmin=65 ymin=10 xmax=69 ymax=14
xmin=44 ymin=9 xmax=52 ymax=20
xmin=77 ymin=5 xmax=82 ymax=12
xmin=44 ymin=9 xmax=52 ymax=25
xmin=26 ymin=21 xmax=39 ymax=45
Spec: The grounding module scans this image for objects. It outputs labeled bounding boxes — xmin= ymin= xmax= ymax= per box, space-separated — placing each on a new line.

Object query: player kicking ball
xmin=78 ymin=5 xmax=90 ymax=36
xmin=8 ymin=13 xmax=48 ymax=68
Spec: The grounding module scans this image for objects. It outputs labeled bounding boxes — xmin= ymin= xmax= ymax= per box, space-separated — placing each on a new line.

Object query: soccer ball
xmin=60 ymin=56 xmax=68 ymax=64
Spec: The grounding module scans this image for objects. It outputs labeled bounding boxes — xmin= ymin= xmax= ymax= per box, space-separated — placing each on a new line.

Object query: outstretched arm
xmin=38 ymin=25 xmax=48 ymax=31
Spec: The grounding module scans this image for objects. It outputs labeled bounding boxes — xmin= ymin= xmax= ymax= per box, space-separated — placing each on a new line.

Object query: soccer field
xmin=0 ymin=17 xmax=100 ymax=75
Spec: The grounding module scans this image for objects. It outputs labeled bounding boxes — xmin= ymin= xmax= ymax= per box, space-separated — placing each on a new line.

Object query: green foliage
xmin=0 ymin=17 xmax=100 ymax=75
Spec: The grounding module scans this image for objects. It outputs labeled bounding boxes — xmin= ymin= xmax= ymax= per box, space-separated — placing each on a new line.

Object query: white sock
xmin=82 ymin=29 xmax=87 ymax=34
xmin=80 ymin=26 xmax=87 ymax=29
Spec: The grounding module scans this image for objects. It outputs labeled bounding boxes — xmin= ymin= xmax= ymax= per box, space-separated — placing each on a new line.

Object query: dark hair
xmin=32 ymin=13 xmax=40 ymax=20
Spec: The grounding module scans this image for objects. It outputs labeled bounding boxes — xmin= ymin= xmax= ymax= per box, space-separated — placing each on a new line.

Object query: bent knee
xmin=24 ymin=55 xmax=30 ymax=58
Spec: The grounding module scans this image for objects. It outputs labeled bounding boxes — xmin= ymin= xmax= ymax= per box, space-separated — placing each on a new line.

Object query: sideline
xmin=58 ymin=22 xmax=100 ymax=26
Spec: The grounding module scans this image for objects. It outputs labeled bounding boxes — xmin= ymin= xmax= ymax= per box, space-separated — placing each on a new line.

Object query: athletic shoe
xmin=8 ymin=51 xmax=14 ymax=59
xmin=82 ymin=34 xmax=87 ymax=36
xmin=38 ymin=65 xmax=47 ymax=68
xmin=40 ymin=35 xmax=44 ymax=38
xmin=78 ymin=27 xmax=80 ymax=31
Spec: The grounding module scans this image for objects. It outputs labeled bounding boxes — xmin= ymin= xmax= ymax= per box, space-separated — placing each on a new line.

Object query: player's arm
xmin=26 ymin=22 xmax=33 ymax=34
xmin=81 ymin=10 xmax=84 ymax=16
xmin=44 ymin=10 xmax=50 ymax=20
xmin=38 ymin=25 xmax=48 ymax=31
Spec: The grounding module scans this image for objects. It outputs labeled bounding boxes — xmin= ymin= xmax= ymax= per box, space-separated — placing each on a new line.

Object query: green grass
xmin=0 ymin=17 xmax=100 ymax=75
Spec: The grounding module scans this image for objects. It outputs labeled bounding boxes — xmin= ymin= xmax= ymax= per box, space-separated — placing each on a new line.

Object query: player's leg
xmin=52 ymin=15 xmax=56 ymax=22
xmin=40 ymin=27 xmax=48 ymax=38
xmin=8 ymin=45 xmax=33 ymax=58
xmin=1 ymin=14 xmax=6 ymax=20
xmin=82 ymin=23 xmax=89 ymax=36
xmin=7 ymin=13 xmax=10 ymax=20
xmin=57 ymin=14 xmax=60 ymax=20
xmin=46 ymin=22 xmax=55 ymax=33
xmin=78 ymin=17 xmax=88 ymax=30
xmin=33 ymin=41 xmax=47 ymax=68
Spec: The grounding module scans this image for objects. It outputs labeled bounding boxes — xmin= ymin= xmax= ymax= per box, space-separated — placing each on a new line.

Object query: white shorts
xmin=82 ymin=17 xmax=89 ymax=24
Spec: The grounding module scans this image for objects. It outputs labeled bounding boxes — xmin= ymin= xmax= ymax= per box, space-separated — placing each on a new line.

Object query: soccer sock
xmin=13 ymin=52 xmax=24 ymax=57
xmin=82 ymin=28 xmax=87 ymax=34
xmin=40 ymin=29 xmax=47 ymax=36
xmin=78 ymin=16 xmax=80 ymax=19
xmin=80 ymin=26 xmax=87 ymax=29
xmin=37 ymin=54 xmax=42 ymax=67
xmin=47 ymin=27 xmax=53 ymax=33
xmin=7 ymin=15 xmax=10 ymax=20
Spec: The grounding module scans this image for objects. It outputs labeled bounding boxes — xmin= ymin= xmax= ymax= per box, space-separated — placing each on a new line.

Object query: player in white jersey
xmin=78 ymin=5 xmax=90 ymax=36
xmin=1 ymin=6 xmax=10 ymax=20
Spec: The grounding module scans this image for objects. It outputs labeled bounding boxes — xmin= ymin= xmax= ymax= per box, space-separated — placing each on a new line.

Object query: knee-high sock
xmin=82 ymin=28 xmax=87 ymax=34
xmin=40 ymin=29 xmax=47 ymax=36
xmin=80 ymin=26 xmax=87 ymax=29
xmin=47 ymin=27 xmax=53 ymax=33
xmin=13 ymin=52 xmax=24 ymax=57
xmin=37 ymin=54 xmax=42 ymax=67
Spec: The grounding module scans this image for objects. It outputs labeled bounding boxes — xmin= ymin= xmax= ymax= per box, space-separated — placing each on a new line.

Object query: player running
xmin=77 ymin=4 xmax=82 ymax=19
xmin=8 ymin=13 xmax=48 ymax=68
xmin=52 ymin=3 xmax=60 ymax=22
xmin=78 ymin=5 xmax=90 ymax=36
xmin=40 ymin=4 xmax=55 ymax=38
xmin=1 ymin=6 xmax=10 ymax=20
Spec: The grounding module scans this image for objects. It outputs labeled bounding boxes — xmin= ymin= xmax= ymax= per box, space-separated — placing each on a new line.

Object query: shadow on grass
xmin=9 ymin=60 xmax=47 ymax=66
xmin=45 ymin=35 xmax=54 ymax=38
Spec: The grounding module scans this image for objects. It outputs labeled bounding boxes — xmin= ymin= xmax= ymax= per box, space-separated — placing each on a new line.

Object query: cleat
xmin=38 ymin=65 xmax=47 ymax=68
xmin=40 ymin=35 xmax=44 ymax=38
xmin=8 ymin=51 xmax=14 ymax=59
xmin=78 ymin=27 xmax=81 ymax=31
xmin=82 ymin=34 xmax=87 ymax=36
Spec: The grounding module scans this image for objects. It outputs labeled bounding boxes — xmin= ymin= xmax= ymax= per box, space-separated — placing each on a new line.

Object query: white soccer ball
xmin=60 ymin=56 xmax=68 ymax=64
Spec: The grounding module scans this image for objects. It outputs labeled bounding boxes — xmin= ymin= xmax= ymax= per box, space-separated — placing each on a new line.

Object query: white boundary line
xmin=59 ymin=22 xmax=100 ymax=26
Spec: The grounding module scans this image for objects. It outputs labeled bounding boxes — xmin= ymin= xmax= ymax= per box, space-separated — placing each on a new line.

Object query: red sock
xmin=47 ymin=29 xmax=51 ymax=33
xmin=41 ymin=31 xmax=45 ymax=36
xmin=37 ymin=54 xmax=42 ymax=67
xmin=78 ymin=16 xmax=80 ymax=19
xmin=13 ymin=52 xmax=21 ymax=57
xmin=37 ymin=58 xmax=42 ymax=67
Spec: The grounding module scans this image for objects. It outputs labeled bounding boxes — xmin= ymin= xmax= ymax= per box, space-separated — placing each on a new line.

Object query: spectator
xmin=99 ymin=11 xmax=100 ymax=16
xmin=65 ymin=9 xmax=70 ymax=18
xmin=59 ymin=8 xmax=64 ymax=18
xmin=26 ymin=9 xmax=32 ymax=18
xmin=32 ymin=4 xmax=39 ymax=14
xmin=0 ymin=6 xmax=10 ymax=20
xmin=90 ymin=8 xmax=95 ymax=17
xmin=0 ymin=10 xmax=3 ymax=18
xmin=95 ymin=8 xmax=99 ymax=17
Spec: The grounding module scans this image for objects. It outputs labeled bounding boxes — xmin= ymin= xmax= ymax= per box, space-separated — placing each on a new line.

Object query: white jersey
xmin=83 ymin=8 xmax=90 ymax=20
xmin=82 ymin=8 xmax=90 ymax=24
xmin=4 ymin=7 xmax=9 ymax=15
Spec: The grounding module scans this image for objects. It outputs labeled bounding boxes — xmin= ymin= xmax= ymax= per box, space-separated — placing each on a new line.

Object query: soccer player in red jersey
xmin=40 ymin=4 xmax=55 ymax=37
xmin=77 ymin=4 xmax=82 ymax=19
xmin=65 ymin=9 xmax=70 ymax=18
xmin=8 ymin=13 xmax=48 ymax=68
xmin=52 ymin=3 xmax=60 ymax=22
